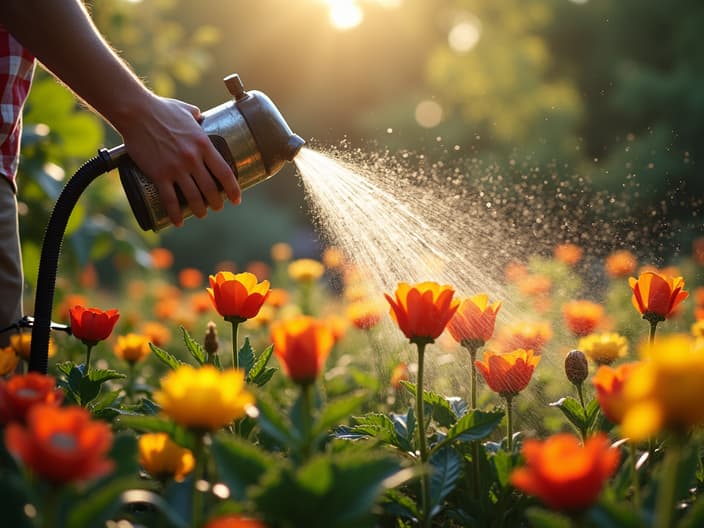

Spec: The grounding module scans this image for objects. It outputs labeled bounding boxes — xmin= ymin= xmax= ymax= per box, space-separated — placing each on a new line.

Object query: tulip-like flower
xmin=270 ymin=316 xmax=334 ymax=386
xmin=138 ymin=432 xmax=195 ymax=482
xmin=114 ymin=333 xmax=151 ymax=365
xmin=476 ymin=349 xmax=541 ymax=451
xmin=510 ymin=433 xmax=620 ymax=511
xmin=384 ymin=281 xmax=459 ymax=346
xmin=578 ymin=332 xmax=628 ymax=366
xmin=562 ymin=300 xmax=604 ymax=337
xmin=592 ymin=363 xmax=640 ymax=425
xmin=69 ymin=305 xmax=120 ymax=346
xmin=154 ymin=365 xmax=255 ymax=431
xmin=5 ymin=404 xmax=114 ymax=485
xmin=203 ymin=515 xmax=267 ymax=528
xmin=0 ymin=346 xmax=19 ymax=376
xmin=494 ymin=320 xmax=552 ymax=354
xmin=346 ymin=299 xmax=384 ymax=331
xmin=447 ymin=294 xmax=501 ymax=409
xmin=0 ymin=372 xmax=63 ymax=424
xmin=629 ymin=271 xmax=688 ymax=344
xmin=604 ymin=250 xmax=637 ymax=278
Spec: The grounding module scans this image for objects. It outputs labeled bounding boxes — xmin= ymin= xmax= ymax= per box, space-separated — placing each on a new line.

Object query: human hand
xmin=118 ymin=95 xmax=241 ymax=226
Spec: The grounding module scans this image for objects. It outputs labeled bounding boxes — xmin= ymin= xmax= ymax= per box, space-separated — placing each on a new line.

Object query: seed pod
xmin=204 ymin=321 xmax=219 ymax=356
xmin=565 ymin=349 xmax=589 ymax=386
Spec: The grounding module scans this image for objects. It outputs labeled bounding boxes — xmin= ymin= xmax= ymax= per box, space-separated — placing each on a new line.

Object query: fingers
xmin=203 ymin=141 xmax=241 ymax=205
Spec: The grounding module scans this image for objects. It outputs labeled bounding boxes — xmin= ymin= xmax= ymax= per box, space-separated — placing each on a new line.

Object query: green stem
xmin=655 ymin=436 xmax=683 ymax=528
xmin=466 ymin=344 xmax=481 ymax=501
xmin=301 ymin=383 xmax=313 ymax=461
xmin=649 ymin=320 xmax=658 ymax=347
xmin=629 ymin=442 xmax=641 ymax=510
xmin=576 ymin=383 xmax=588 ymax=443
xmin=505 ymin=395 xmax=515 ymax=452
xmin=468 ymin=346 xmax=478 ymax=410
xmin=229 ymin=319 xmax=240 ymax=370
xmin=42 ymin=487 xmax=59 ymax=528
xmin=127 ymin=362 xmax=135 ymax=401
xmin=191 ymin=435 xmax=206 ymax=528
xmin=415 ymin=341 xmax=431 ymax=528
xmin=84 ymin=343 xmax=94 ymax=372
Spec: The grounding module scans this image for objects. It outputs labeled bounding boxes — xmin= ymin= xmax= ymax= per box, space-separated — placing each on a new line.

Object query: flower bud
xmin=204 ymin=321 xmax=219 ymax=356
xmin=565 ymin=349 xmax=589 ymax=386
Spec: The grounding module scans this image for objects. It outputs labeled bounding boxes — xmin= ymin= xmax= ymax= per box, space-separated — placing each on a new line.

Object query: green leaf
xmin=88 ymin=368 xmax=127 ymax=384
xmin=256 ymin=394 xmax=296 ymax=447
xmin=429 ymin=447 xmax=462 ymax=516
xmin=432 ymin=409 xmax=504 ymax=453
xmin=180 ymin=326 xmax=205 ymax=365
xmin=210 ymin=434 xmax=275 ymax=501
xmin=524 ymin=507 xmax=573 ymax=528
xmin=113 ymin=415 xmax=195 ymax=450
xmin=400 ymin=381 xmax=462 ymax=428
xmin=251 ymin=367 xmax=277 ymax=387
xmin=549 ymin=397 xmax=587 ymax=435
xmin=337 ymin=413 xmax=400 ymax=447
xmin=313 ymin=391 xmax=367 ymax=438
xmin=238 ymin=337 xmax=255 ymax=377
xmin=0 ymin=474 xmax=33 ymax=528
xmin=492 ymin=449 xmax=514 ymax=488
xmin=248 ymin=344 xmax=274 ymax=382
xmin=150 ymin=343 xmax=185 ymax=370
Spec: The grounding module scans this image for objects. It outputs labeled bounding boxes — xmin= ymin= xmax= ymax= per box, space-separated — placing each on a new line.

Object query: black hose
xmin=28 ymin=148 xmax=116 ymax=373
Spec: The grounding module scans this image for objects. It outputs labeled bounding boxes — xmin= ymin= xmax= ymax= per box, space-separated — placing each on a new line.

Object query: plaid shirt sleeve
xmin=0 ymin=25 xmax=35 ymax=190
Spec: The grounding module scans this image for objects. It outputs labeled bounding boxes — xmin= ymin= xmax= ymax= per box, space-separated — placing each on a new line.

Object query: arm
xmin=0 ymin=0 xmax=240 ymax=226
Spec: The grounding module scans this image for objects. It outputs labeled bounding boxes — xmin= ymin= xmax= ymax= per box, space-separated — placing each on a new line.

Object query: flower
xmin=150 ymin=247 xmax=174 ymax=269
xmin=504 ymin=261 xmax=529 ymax=283
xmin=207 ymin=271 xmax=271 ymax=322
xmin=628 ymin=271 xmax=688 ymax=323
xmin=346 ymin=299 xmax=384 ymax=330
xmin=178 ymin=267 xmax=204 ymax=289
xmin=266 ymin=288 xmax=290 ymax=308
xmin=578 ymin=332 xmax=628 ymax=366
xmin=554 ymin=243 xmax=583 ymax=266
xmin=138 ymin=433 xmax=195 ymax=482
xmin=324 ymin=314 xmax=348 ymax=344
xmin=621 ymin=334 xmax=704 ymax=441
xmin=604 ymin=250 xmax=637 ymax=278
xmin=0 ymin=346 xmax=19 ymax=376
xmin=518 ymin=274 xmax=552 ymax=297
xmin=5 ymin=404 xmax=114 ymax=485
xmin=390 ymin=362 xmax=410 ymax=390
xmin=0 ymin=372 xmax=63 ymax=423
xmin=114 ymin=333 xmax=151 ymax=365
xmin=203 ymin=515 xmax=267 ymax=528
xmin=592 ymin=363 xmax=640 ymax=424
xmin=564 ymin=349 xmax=589 ymax=386
xmin=562 ymin=300 xmax=604 ymax=337
xmin=493 ymin=320 xmax=553 ymax=354
xmin=384 ymin=281 xmax=459 ymax=345
xmin=10 ymin=332 xmax=57 ymax=360
xmin=69 ymin=305 xmax=120 ymax=346
xmin=140 ymin=321 xmax=172 ymax=347
xmin=271 ymin=242 xmax=293 ymax=262
xmin=271 ymin=316 xmax=334 ymax=385
xmin=510 ymin=433 xmax=619 ymax=511
xmin=322 ymin=246 xmax=345 ymax=269
xmin=154 ymin=365 xmax=254 ymax=431
xmin=288 ymin=258 xmax=325 ymax=282
xmin=475 ymin=349 xmax=541 ymax=397
xmin=246 ymin=260 xmax=271 ymax=280
xmin=447 ymin=294 xmax=501 ymax=347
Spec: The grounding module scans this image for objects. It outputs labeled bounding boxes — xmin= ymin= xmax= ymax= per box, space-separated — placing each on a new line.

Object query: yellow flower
xmin=691 ymin=320 xmax=704 ymax=339
xmin=154 ymin=365 xmax=255 ymax=431
xmin=621 ymin=334 xmax=704 ymax=441
xmin=138 ymin=433 xmax=195 ymax=482
xmin=288 ymin=259 xmax=325 ymax=283
xmin=10 ymin=333 xmax=57 ymax=361
xmin=0 ymin=347 xmax=19 ymax=376
xmin=577 ymin=332 xmax=628 ymax=366
xmin=114 ymin=334 xmax=151 ymax=365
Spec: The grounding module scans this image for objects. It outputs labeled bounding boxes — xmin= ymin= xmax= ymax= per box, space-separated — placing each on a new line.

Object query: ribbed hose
xmin=28 ymin=148 xmax=116 ymax=373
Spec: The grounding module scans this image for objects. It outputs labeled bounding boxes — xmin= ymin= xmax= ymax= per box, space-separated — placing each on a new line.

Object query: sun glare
xmin=326 ymin=0 xmax=364 ymax=30
xmin=415 ymin=100 xmax=443 ymax=128
xmin=448 ymin=16 xmax=482 ymax=54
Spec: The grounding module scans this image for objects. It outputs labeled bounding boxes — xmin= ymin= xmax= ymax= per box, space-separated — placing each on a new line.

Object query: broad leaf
xmin=248 ymin=344 xmax=274 ymax=382
xmin=313 ymin=391 xmax=368 ymax=438
xmin=211 ymin=434 xmax=275 ymax=501
xmin=238 ymin=337 xmax=255 ymax=377
xmin=180 ymin=326 xmax=205 ymax=365
xmin=429 ymin=447 xmax=462 ymax=517
xmin=150 ymin=343 xmax=185 ymax=370
xmin=432 ymin=409 xmax=504 ymax=453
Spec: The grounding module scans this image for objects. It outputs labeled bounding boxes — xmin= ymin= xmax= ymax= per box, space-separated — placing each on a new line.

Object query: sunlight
xmin=414 ymin=100 xmax=443 ymax=128
xmin=326 ymin=0 xmax=364 ymax=30
xmin=448 ymin=15 xmax=482 ymax=53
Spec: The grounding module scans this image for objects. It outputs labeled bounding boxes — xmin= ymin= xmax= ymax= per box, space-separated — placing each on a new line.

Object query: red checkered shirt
xmin=0 ymin=25 xmax=35 ymax=191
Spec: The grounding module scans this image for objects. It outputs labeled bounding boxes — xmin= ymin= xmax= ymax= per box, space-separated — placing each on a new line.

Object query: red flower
xmin=0 ymin=373 xmax=63 ymax=424
xmin=475 ymin=349 xmax=540 ymax=397
xmin=629 ymin=271 xmax=688 ymax=323
xmin=510 ymin=433 xmax=619 ymax=511
xmin=69 ymin=305 xmax=120 ymax=345
xmin=271 ymin=316 xmax=334 ymax=385
xmin=447 ymin=294 xmax=501 ymax=346
xmin=207 ymin=271 xmax=270 ymax=322
xmin=203 ymin=515 xmax=267 ymax=528
xmin=384 ymin=282 xmax=459 ymax=345
xmin=5 ymin=404 xmax=114 ymax=485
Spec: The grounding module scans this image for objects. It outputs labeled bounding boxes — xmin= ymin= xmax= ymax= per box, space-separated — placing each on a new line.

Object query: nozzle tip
xmin=287 ymin=134 xmax=305 ymax=160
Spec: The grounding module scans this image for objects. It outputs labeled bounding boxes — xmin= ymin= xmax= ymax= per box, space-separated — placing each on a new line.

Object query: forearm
xmin=0 ymin=0 xmax=152 ymax=132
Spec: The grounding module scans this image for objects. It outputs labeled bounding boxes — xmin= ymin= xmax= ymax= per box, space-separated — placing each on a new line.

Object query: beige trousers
xmin=0 ymin=177 xmax=23 ymax=347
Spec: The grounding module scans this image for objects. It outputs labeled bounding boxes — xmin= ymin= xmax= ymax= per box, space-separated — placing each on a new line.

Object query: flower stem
xmin=301 ymin=383 xmax=313 ymax=461
xmin=629 ymin=442 xmax=641 ymax=510
xmin=505 ymin=395 xmax=515 ymax=452
xmin=465 ymin=344 xmax=481 ymax=500
xmin=655 ymin=436 xmax=684 ymax=528
xmin=649 ymin=320 xmax=658 ymax=347
xmin=415 ymin=341 xmax=431 ymax=528
xmin=84 ymin=343 xmax=94 ymax=372
xmin=191 ymin=435 xmax=206 ymax=528
xmin=127 ymin=362 xmax=135 ymax=401
xmin=229 ymin=319 xmax=240 ymax=370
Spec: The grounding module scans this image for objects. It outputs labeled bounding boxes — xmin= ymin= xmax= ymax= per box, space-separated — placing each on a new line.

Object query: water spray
xmin=21 ymin=73 xmax=304 ymax=373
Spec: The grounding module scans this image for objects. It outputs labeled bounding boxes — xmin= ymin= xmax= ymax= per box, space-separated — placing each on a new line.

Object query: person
xmin=0 ymin=1 xmax=241 ymax=345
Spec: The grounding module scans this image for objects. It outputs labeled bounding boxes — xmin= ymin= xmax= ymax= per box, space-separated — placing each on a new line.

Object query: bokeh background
xmin=17 ymin=0 xmax=704 ymax=291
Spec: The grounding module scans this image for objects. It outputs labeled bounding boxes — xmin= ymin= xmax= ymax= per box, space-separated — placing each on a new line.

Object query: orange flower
xmin=190 ymin=291 xmax=213 ymax=315
xmin=10 ymin=332 xmax=57 ymax=361
xmin=629 ymin=271 xmax=688 ymax=322
xmin=246 ymin=260 xmax=271 ymax=280
xmin=475 ymin=349 xmax=540 ymax=397
xmin=390 ymin=362 xmax=410 ymax=390
xmin=0 ymin=346 xmax=19 ymax=376
xmin=322 ymin=246 xmax=345 ymax=269
xmin=494 ymin=321 xmax=553 ymax=354
xmin=57 ymin=293 xmax=89 ymax=321
xmin=270 ymin=316 xmax=334 ymax=385
xmin=150 ymin=247 xmax=174 ymax=269
xmin=554 ymin=243 xmax=583 ymax=266
xmin=79 ymin=262 xmax=98 ymax=289
xmin=69 ymin=305 xmax=120 ymax=346
xmin=346 ymin=299 xmax=384 ymax=330
xmin=140 ymin=321 xmax=172 ymax=347
xmin=384 ymin=281 xmax=459 ymax=345
xmin=138 ymin=432 xmax=195 ymax=482
xmin=266 ymin=288 xmax=290 ymax=308
xmin=447 ymin=294 xmax=501 ymax=347
xmin=518 ymin=274 xmax=552 ymax=297
xmin=114 ymin=333 xmax=152 ymax=365
xmin=504 ymin=261 xmax=528 ymax=283
xmin=0 ymin=372 xmax=63 ymax=424
xmin=178 ymin=267 xmax=204 ymax=289
xmin=693 ymin=238 xmax=704 ymax=266
xmin=562 ymin=300 xmax=604 ymax=337
xmin=510 ymin=433 xmax=619 ymax=511
xmin=592 ymin=363 xmax=640 ymax=424
xmin=271 ymin=242 xmax=293 ymax=262
xmin=5 ymin=404 xmax=114 ymax=485
xmin=207 ymin=271 xmax=271 ymax=322
xmin=324 ymin=314 xmax=348 ymax=344
xmin=604 ymin=250 xmax=637 ymax=278
xmin=203 ymin=515 xmax=267 ymax=528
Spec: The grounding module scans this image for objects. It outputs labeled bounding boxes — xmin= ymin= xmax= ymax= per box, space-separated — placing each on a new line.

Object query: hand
xmin=119 ymin=95 xmax=241 ymax=226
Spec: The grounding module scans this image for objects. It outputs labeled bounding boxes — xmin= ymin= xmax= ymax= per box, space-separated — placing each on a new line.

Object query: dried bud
xmin=564 ymin=349 xmax=589 ymax=386
xmin=204 ymin=321 xmax=219 ymax=356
